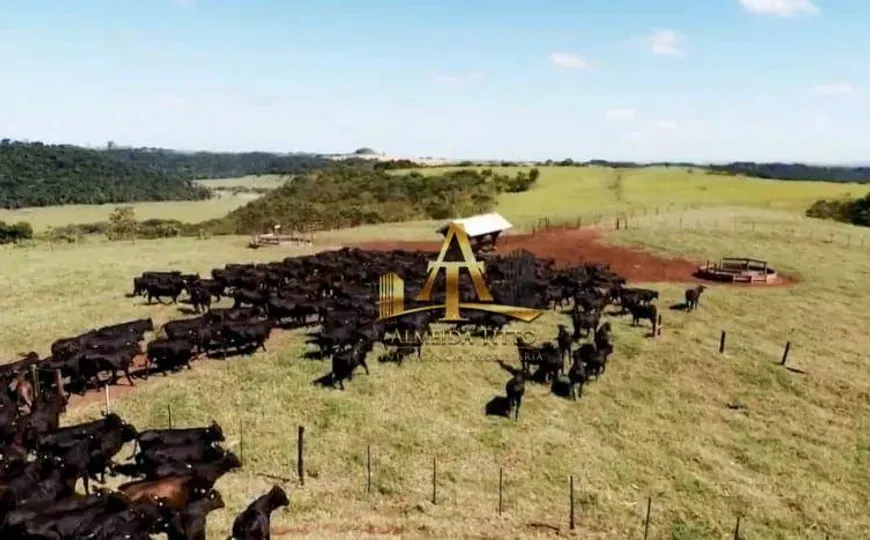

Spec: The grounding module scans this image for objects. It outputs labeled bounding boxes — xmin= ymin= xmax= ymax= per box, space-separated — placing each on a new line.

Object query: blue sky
xmin=0 ymin=0 xmax=867 ymax=162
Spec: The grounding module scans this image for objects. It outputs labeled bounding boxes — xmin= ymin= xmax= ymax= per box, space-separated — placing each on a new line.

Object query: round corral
xmin=695 ymin=257 xmax=779 ymax=284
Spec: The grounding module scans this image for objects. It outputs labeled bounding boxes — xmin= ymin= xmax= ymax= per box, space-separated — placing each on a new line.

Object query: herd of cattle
xmin=0 ymin=374 xmax=287 ymax=537
xmin=0 ymin=246 xmax=710 ymax=537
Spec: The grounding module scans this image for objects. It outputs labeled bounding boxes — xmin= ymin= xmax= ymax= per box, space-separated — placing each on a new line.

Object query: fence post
xmin=498 ymin=467 xmax=503 ymax=515
xmin=104 ymin=385 xmax=110 ymax=414
xmin=569 ymin=475 xmax=576 ymax=530
xmin=366 ymin=444 xmax=372 ymax=495
xmin=239 ymin=421 xmax=244 ymax=465
xmin=780 ymin=342 xmax=791 ymax=366
xmin=643 ymin=496 xmax=652 ymax=540
xmin=167 ymin=404 xmax=173 ymax=429
xmin=54 ymin=369 xmax=63 ymax=397
xmin=655 ymin=315 xmax=662 ymax=337
xmin=615 ymin=218 xmax=620 ymax=230
xmin=432 ymin=456 xmax=438 ymax=504
xmin=297 ymin=425 xmax=305 ymax=486
xmin=733 ymin=516 xmax=741 ymax=539
xmin=31 ymin=366 xmax=40 ymax=398
xmin=719 ymin=330 xmax=727 ymax=353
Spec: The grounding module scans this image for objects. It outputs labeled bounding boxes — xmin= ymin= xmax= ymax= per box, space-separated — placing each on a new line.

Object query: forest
xmin=101 ymin=146 xmax=331 ymax=178
xmin=0 ymin=140 xmax=212 ymax=208
xmin=199 ymin=165 xmax=538 ymax=235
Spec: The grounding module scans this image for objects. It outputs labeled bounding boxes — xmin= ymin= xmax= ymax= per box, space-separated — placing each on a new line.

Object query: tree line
xmin=805 ymin=193 xmax=870 ymax=227
xmin=199 ymin=165 xmax=539 ymax=234
xmin=39 ymin=165 xmax=540 ymax=241
xmin=101 ymin=147 xmax=331 ymax=179
xmin=0 ymin=139 xmax=336 ymax=209
xmin=0 ymin=140 xmax=212 ymax=208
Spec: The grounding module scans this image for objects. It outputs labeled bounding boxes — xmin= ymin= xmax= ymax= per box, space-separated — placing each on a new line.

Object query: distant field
xmin=2 ymin=167 xmax=865 ymax=234
xmin=2 ymin=205 xmax=868 ymax=538
xmin=409 ymin=166 xmax=868 ymax=229
xmin=196 ymin=174 xmax=289 ymax=189
xmin=0 ymin=192 xmax=257 ymax=233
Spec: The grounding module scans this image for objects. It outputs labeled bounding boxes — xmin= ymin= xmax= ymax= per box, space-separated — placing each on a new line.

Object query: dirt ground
xmin=356 ymin=227 xmax=778 ymax=284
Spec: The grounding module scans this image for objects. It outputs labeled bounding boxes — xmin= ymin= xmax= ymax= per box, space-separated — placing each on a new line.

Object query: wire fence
xmin=524 ymin=203 xmax=870 ymax=250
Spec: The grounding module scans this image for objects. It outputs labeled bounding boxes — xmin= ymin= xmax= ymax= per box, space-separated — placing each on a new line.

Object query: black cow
xmin=146 ymin=339 xmax=196 ymax=376
xmin=685 ymin=284 xmax=707 ymax=311
xmin=331 ymin=340 xmax=371 ymax=390
xmin=628 ymin=303 xmax=658 ymax=330
xmin=505 ymin=373 xmax=524 ymax=420
xmin=145 ymin=281 xmax=185 ymax=304
xmin=136 ymin=421 xmax=225 ymax=453
xmin=230 ymin=485 xmax=290 ymax=540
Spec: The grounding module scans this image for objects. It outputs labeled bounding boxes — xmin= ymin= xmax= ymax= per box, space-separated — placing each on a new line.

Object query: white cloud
xmin=811 ymin=82 xmax=857 ymax=96
xmin=549 ymin=52 xmax=593 ymax=69
xmin=655 ymin=120 xmax=679 ymax=130
xmin=738 ymin=0 xmax=819 ymax=17
xmin=605 ymin=108 xmax=636 ymax=120
xmin=649 ymin=30 xmax=683 ymax=56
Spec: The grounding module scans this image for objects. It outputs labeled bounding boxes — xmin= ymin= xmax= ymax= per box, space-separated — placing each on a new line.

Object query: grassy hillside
xmin=2 ymin=166 xmax=866 ymax=234
xmin=408 ymin=166 xmax=868 ymax=229
xmin=1 ymin=203 xmax=868 ymax=538
xmin=0 ymin=140 xmax=211 ymax=208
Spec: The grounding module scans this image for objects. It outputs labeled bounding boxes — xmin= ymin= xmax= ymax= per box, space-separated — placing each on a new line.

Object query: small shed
xmin=436 ymin=212 xmax=513 ymax=252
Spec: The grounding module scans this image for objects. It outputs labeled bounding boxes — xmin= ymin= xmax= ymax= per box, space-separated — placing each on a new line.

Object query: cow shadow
xmin=301 ymin=350 xmax=325 ymax=361
xmin=177 ymin=307 xmax=199 ymax=316
xmin=669 ymin=303 xmax=688 ymax=311
xmin=484 ymin=396 xmax=511 ymax=418
xmin=311 ymin=373 xmax=334 ymax=388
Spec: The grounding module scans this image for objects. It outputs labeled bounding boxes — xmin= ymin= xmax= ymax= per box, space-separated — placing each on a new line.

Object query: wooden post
xmin=297 ymin=426 xmax=305 ymax=486
xmin=31 ymin=365 xmax=40 ymax=398
xmin=239 ymin=421 xmax=244 ymax=465
xmin=656 ymin=315 xmax=662 ymax=337
xmin=781 ymin=342 xmax=791 ymax=366
xmin=643 ymin=496 xmax=652 ymax=540
xmin=498 ymin=467 xmax=503 ymax=515
xmin=366 ymin=444 xmax=372 ymax=495
xmin=616 ymin=218 xmax=620 ymax=230
xmin=719 ymin=330 xmax=727 ymax=353
xmin=104 ymin=385 xmax=110 ymax=414
xmin=167 ymin=404 xmax=173 ymax=429
xmin=431 ymin=456 xmax=437 ymax=504
xmin=569 ymin=475 xmax=576 ymax=530
xmin=733 ymin=516 xmax=741 ymax=539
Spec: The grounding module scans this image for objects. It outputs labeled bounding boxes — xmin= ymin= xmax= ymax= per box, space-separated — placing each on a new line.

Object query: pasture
xmin=1 ymin=203 xmax=868 ymax=538
xmin=2 ymin=166 xmax=866 ymax=235
xmin=0 ymin=191 xmax=258 ymax=234
xmin=196 ymin=174 xmax=289 ymax=190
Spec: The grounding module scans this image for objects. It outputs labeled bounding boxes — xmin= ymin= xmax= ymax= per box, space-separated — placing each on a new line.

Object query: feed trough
xmin=696 ymin=257 xmax=778 ymax=284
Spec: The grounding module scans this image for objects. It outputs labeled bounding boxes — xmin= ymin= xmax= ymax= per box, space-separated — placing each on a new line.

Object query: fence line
xmin=524 ymin=204 xmax=870 ymax=249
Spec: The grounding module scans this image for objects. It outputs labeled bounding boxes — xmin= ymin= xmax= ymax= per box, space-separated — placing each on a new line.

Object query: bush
xmin=0 ymin=221 xmax=33 ymax=243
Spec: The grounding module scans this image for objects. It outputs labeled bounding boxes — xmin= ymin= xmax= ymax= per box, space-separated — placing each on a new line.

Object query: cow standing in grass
xmin=685 ymin=285 xmax=707 ymax=312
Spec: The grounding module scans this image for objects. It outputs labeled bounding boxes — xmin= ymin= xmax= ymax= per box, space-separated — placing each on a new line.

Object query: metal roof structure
xmin=436 ymin=212 xmax=513 ymax=238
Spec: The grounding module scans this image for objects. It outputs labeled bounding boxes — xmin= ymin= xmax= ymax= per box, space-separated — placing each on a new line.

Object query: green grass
xmin=3 ymin=167 xmax=865 ymax=236
xmin=2 ymin=203 xmax=868 ymax=538
xmin=408 ymin=166 xmax=867 ymax=229
xmin=0 ymin=192 xmax=258 ymax=233
xmin=196 ymin=174 xmax=289 ymax=190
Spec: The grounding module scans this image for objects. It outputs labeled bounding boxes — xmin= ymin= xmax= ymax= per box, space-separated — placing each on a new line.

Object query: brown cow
xmin=117 ymin=474 xmax=211 ymax=510
xmin=10 ymin=374 xmax=34 ymax=413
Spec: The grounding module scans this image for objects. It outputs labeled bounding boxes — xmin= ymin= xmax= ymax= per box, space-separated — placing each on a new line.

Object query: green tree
xmin=108 ymin=206 xmax=137 ymax=240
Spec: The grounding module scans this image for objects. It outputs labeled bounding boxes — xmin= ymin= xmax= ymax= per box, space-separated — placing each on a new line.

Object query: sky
xmin=0 ymin=0 xmax=867 ymax=162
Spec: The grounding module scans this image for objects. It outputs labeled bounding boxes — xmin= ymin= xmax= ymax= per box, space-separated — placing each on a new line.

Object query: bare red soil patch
xmin=356 ymin=227 xmax=795 ymax=285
